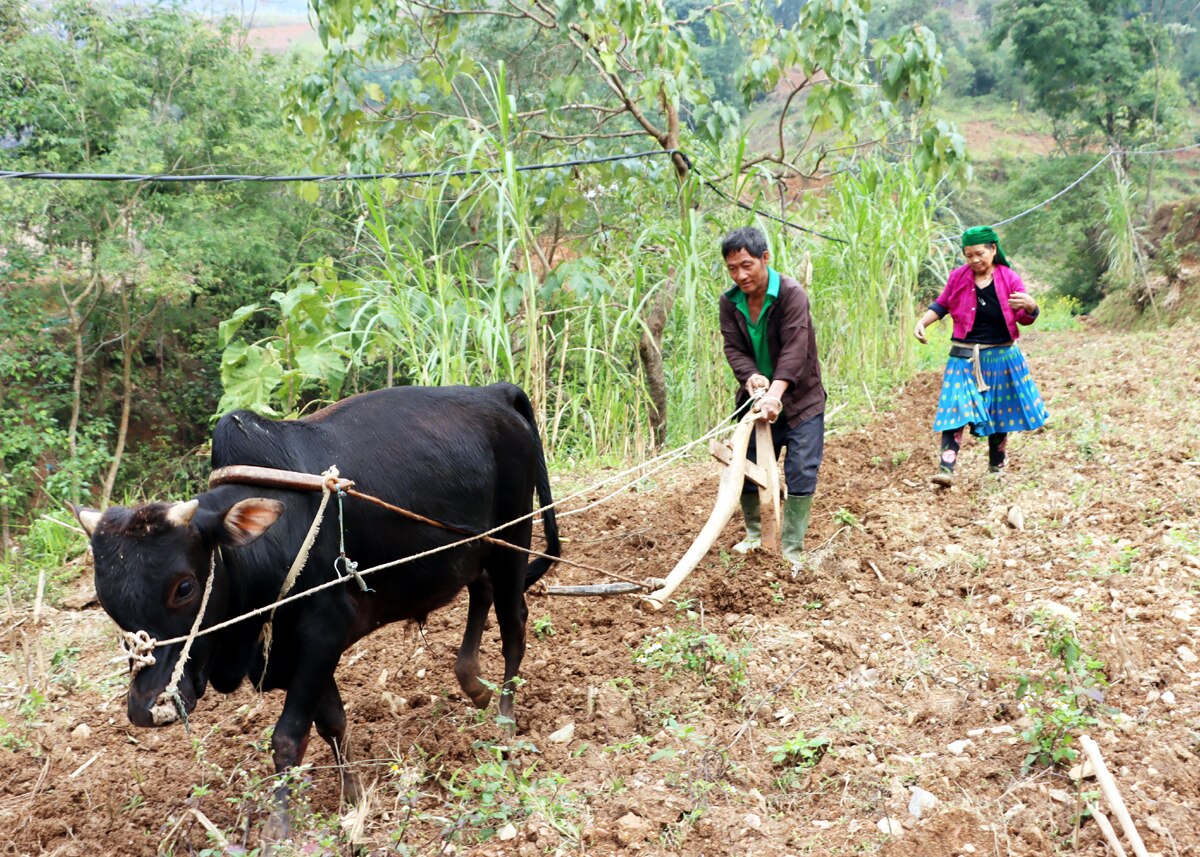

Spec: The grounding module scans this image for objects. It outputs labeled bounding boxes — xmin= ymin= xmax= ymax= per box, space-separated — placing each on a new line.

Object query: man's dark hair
xmin=721 ymin=226 xmax=769 ymax=260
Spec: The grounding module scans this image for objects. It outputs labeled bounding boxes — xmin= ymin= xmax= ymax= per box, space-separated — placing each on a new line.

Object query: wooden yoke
xmin=641 ymin=408 xmax=779 ymax=610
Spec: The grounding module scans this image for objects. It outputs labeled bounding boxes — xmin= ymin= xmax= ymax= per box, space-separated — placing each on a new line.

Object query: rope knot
xmin=122 ymin=630 xmax=157 ymax=676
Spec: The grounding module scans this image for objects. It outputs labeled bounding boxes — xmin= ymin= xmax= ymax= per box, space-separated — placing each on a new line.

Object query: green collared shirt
xmin=730 ymin=267 xmax=780 ymax=376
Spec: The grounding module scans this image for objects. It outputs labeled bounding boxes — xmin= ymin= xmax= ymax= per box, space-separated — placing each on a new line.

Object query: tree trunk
xmin=100 ymin=279 xmax=157 ymax=507
xmin=638 ymin=274 xmax=679 ymax=449
xmin=61 ymin=267 xmax=101 ymax=498
xmin=100 ymin=292 xmax=135 ymax=508
xmin=635 ymin=99 xmax=691 ymax=448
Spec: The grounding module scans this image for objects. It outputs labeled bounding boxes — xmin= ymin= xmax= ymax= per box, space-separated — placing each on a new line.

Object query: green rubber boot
xmin=732 ymin=494 xmax=762 ymax=554
xmin=782 ymin=494 xmax=813 ymax=565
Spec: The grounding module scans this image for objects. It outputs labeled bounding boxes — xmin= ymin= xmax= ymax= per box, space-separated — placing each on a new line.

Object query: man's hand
xmin=914 ymin=321 xmax=928 ymax=344
xmin=1008 ymin=292 xmax=1037 ymax=314
xmin=756 ymin=395 xmax=782 ymax=423
xmin=746 ymin=374 xmax=769 ymax=395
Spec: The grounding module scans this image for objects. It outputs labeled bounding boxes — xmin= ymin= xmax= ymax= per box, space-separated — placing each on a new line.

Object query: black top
xmin=964 ymin=282 xmax=1010 ymax=344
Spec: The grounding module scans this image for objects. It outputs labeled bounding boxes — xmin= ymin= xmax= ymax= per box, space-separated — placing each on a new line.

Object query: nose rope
xmin=121 ymin=630 xmax=157 ymax=676
xmin=139 ymin=552 xmax=217 ymax=727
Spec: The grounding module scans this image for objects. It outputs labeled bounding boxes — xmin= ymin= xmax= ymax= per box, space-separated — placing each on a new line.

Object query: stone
xmin=877 ymin=816 xmax=903 ymax=836
xmin=497 ymin=824 xmax=518 ymax=842
xmin=1068 ymin=759 xmax=1096 ymax=781
xmin=70 ymin=722 xmax=92 ymax=743
xmin=948 ymin=739 xmax=973 ymax=755
xmin=615 ymin=812 xmax=651 ymax=846
xmin=548 ymin=723 xmax=575 ymax=744
xmin=908 ymin=786 xmax=938 ymax=818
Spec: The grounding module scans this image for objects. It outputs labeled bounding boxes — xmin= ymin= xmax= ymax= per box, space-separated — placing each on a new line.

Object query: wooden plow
xmin=540 ymin=406 xmax=778 ymax=603
xmin=637 ymin=408 xmax=777 ymax=609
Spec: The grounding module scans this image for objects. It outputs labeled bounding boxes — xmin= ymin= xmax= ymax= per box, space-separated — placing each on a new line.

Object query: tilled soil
xmin=3 ymin=322 xmax=1199 ymax=856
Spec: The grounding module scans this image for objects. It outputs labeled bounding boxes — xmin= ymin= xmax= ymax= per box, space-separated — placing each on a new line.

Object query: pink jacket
xmin=931 ymin=264 xmax=1039 ymax=341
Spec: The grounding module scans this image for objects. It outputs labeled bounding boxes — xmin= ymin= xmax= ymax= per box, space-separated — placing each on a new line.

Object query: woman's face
xmin=964 ymin=243 xmax=997 ymax=275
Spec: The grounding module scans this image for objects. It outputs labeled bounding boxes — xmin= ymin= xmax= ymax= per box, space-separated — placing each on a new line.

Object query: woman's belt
xmin=948 ymin=340 xmax=1013 ymax=392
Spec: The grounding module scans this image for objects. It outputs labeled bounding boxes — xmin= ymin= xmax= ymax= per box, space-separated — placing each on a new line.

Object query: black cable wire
xmin=0 ymin=143 xmax=846 ymax=241
xmin=0 ymin=148 xmax=679 ymax=183
xmin=697 ymin=175 xmax=848 ymax=244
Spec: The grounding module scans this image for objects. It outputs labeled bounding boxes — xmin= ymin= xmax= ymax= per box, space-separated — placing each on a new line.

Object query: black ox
xmin=74 ymin=383 xmax=559 ymax=833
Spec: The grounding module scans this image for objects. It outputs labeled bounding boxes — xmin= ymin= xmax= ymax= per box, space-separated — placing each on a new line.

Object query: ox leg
xmin=455 ymin=578 xmax=494 ymax=709
xmin=490 ymin=571 xmax=528 ymax=728
xmin=263 ymin=665 xmax=337 ymax=842
xmin=314 ymin=679 xmax=363 ymax=805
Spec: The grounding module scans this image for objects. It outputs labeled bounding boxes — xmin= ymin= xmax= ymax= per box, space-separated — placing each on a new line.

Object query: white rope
xmin=937 ymin=138 xmax=1198 ymax=239
xmin=1123 ymin=140 xmax=1200 ymax=156
xmin=938 ymin=150 xmax=1114 ymax=240
xmin=257 ymin=466 xmax=337 ymax=687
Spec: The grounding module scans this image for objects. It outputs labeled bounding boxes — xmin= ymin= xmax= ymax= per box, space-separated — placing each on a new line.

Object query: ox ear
xmin=73 ymin=505 xmax=102 ymax=537
xmin=221 ymin=499 xmax=285 ymax=547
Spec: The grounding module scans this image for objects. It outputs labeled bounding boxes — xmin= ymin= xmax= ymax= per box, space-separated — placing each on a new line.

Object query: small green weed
xmin=767 ymin=733 xmax=830 ymax=769
xmin=633 ymin=627 xmax=750 ymax=691
xmin=532 ymin=616 xmax=556 ymax=640
xmin=833 ymin=507 xmax=863 ymax=529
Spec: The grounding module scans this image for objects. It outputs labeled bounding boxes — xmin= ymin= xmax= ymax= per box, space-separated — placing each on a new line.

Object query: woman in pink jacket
xmin=914 ymin=226 xmax=1048 ymax=487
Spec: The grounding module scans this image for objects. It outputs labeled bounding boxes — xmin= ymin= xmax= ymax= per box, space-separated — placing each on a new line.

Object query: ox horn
xmin=165 ymin=499 xmax=200 ymax=527
xmin=73 ymin=505 xmax=102 ymax=537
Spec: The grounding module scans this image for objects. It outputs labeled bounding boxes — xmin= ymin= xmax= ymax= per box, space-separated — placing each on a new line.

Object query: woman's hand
xmin=1008 ymin=292 xmax=1038 ymax=314
xmin=914 ymin=321 xmax=928 ymax=344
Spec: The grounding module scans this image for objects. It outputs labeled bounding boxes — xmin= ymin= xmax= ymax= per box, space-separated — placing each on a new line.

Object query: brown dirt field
xmin=3 ymin=322 xmax=1200 ymax=856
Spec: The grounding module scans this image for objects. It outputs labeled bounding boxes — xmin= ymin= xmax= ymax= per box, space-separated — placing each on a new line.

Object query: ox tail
xmin=512 ymin=388 xmax=560 ymax=589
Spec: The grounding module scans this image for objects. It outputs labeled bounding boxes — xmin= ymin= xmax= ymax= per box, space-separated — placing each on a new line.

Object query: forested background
xmin=2 ymin=0 xmax=1198 ymax=593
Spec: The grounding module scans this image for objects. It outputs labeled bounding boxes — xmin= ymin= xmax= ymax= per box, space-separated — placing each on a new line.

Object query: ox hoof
xmin=262 ymin=808 xmax=291 ymax=845
xmin=470 ymin=689 xmax=493 ymax=710
xmin=341 ymin=770 xmax=365 ymax=806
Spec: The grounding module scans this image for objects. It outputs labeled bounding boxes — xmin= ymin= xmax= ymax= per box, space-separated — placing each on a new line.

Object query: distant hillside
xmin=117 ymin=0 xmax=310 ymax=25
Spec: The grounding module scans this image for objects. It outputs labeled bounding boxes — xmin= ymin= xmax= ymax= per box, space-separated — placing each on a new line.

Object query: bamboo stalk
xmin=1078 ymin=735 xmax=1151 ymax=857
xmin=1088 ymin=804 xmax=1129 ymax=857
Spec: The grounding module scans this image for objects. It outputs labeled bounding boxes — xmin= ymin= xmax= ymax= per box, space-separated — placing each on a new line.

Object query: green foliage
xmin=767 ymin=732 xmax=830 ymax=769
xmin=1033 ymin=294 xmax=1082 ymax=332
xmin=434 ymin=739 xmax=587 ymax=846
xmin=0 ymin=0 xmax=329 ymax=536
xmin=1015 ymin=608 xmax=1109 ymax=772
xmin=991 ymin=0 xmax=1177 ymax=147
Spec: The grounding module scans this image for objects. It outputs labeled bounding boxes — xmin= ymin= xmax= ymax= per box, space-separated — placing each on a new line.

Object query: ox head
xmin=74 ymin=497 xmax=284 ymax=727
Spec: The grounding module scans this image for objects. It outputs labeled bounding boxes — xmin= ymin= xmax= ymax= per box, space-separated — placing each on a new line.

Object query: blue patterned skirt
xmin=932 ymin=345 xmax=1048 ymax=436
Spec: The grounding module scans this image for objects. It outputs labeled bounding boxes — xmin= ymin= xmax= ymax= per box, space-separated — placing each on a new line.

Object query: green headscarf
xmin=961 ymin=225 xmax=1010 ymax=268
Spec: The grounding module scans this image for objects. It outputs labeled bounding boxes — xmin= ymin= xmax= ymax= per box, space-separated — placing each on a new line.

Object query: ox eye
xmin=171 ymin=577 xmax=197 ymax=608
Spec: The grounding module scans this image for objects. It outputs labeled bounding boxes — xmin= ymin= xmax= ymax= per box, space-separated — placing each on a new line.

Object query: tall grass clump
xmin=803 ymin=160 xmax=947 ymax=415
xmin=218 ymin=72 xmax=949 ymax=466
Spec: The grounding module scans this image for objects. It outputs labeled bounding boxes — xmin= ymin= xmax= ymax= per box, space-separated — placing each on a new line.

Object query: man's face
xmin=725 ymin=248 xmax=770 ymax=297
